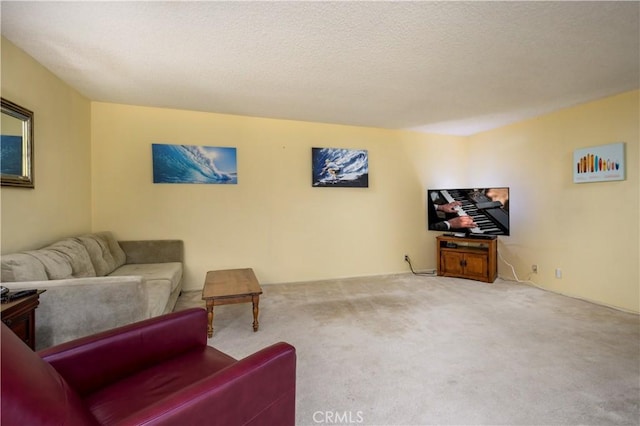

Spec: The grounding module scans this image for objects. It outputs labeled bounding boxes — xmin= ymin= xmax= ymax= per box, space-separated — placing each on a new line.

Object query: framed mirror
xmin=1 ymin=98 xmax=34 ymax=188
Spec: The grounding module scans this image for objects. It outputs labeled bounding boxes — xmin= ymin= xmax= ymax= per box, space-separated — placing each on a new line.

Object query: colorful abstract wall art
xmin=573 ymin=142 xmax=625 ymax=183
xmin=152 ymin=144 xmax=237 ymax=184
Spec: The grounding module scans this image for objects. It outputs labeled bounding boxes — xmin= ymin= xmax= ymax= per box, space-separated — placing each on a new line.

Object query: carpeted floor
xmin=175 ymin=274 xmax=640 ymax=426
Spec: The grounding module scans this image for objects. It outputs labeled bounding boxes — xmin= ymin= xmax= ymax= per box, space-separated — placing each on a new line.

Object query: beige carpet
xmin=175 ymin=274 xmax=640 ymax=426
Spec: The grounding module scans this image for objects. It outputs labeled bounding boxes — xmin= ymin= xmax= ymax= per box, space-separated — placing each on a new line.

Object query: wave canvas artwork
xmin=312 ymin=147 xmax=369 ymax=188
xmin=152 ymin=144 xmax=237 ymax=184
xmin=0 ymin=135 xmax=23 ymax=176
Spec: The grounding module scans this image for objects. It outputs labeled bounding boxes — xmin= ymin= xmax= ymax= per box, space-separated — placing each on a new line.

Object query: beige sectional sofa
xmin=1 ymin=232 xmax=183 ymax=349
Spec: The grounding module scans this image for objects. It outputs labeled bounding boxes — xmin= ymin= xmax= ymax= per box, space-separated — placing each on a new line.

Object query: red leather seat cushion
xmin=85 ymin=347 xmax=236 ymax=425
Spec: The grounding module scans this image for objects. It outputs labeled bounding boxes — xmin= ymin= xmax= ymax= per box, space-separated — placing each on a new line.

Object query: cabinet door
xmin=442 ymin=251 xmax=464 ymax=275
xmin=463 ymin=252 xmax=488 ymax=279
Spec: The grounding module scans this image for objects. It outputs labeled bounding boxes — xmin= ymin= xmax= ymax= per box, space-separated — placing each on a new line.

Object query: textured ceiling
xmin=1 ymin=1 xmax=638 ymax=135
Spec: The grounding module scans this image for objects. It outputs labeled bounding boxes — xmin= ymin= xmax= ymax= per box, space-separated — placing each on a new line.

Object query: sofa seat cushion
xmin=144 ymin=280 xmax=172 ymax=318
xmin=84 ymin=347 xmax=236 ymax=425
xmin=109 ymin=263 xmax=182 ymax=293
xmin=109 ymin=262 xmax=183 ymax=318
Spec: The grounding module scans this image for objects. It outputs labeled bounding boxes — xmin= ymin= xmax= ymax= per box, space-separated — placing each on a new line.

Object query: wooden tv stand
xmin=436 ymin=235 xmax=497 ymax=283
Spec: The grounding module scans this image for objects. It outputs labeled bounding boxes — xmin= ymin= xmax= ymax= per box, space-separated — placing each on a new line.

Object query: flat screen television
xmin=427 ymin=187 xmax=510 ymax=236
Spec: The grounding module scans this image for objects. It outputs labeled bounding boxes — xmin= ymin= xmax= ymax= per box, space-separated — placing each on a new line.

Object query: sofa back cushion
xmin=24 ymin=249 xmax=73 ymax=280
xmin=2 ymin=238 xmax=96 ymax=281
xmin=1 ymin=253 xmax=49 ymax=282
xmin=78 ymin=232 xmax=126 ymax=276
xmin=1 ymin=323 xmax=99 ymax=426
xmin=1 ymin=239 xmax=98 ymax=282
xmin=47 ymin=238 xmax=97 ymax=278
xmin=0 ymin=232 xmax=126 ymax=282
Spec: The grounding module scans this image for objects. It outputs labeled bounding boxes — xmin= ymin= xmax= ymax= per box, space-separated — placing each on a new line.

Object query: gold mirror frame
xmin=1 ymin=98 xmax=34 ymax=188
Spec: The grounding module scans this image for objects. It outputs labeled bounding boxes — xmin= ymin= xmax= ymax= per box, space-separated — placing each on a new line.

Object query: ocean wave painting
xmin=312 ymin=147 xmax=368 ymax=187
xmin=152 ymin=144 xmax=237 ymax=184
xmin=1 ymin=135 xmax=24 ymax=176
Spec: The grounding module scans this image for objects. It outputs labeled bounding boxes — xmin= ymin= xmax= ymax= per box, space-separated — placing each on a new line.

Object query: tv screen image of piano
xmin=427 ymin=188 xmax=510 ymax=236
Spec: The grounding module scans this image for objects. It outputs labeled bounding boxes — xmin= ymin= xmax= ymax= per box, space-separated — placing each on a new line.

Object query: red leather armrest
xmin=119 ymin=342 xmax=297 ymax=426
xmin=39 ymin=308 xmax=208 ymax=395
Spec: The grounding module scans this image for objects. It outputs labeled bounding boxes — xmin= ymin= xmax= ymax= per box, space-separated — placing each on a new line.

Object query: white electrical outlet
xmin=555 ymin=268 xmax=562 ymax=279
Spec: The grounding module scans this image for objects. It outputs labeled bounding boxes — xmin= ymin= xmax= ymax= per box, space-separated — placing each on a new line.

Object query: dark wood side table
xmin=1 ymin=290 xmax=45 ymax=350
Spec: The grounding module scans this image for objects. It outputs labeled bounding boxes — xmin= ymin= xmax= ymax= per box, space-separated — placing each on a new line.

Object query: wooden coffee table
xmin=202 ymin=268 xmax=263 ymax=338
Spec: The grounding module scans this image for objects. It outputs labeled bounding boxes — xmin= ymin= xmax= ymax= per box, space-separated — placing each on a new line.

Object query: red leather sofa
xmin=1 ymin=307 xmax=296 ymax=425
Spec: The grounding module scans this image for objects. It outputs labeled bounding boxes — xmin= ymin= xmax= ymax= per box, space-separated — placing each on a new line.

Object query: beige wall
xmin=1 ymin=37 xmax=92 ymax=253
xmin=3 ymin=35 xmax=638 ymax=312
xmin=468 ymin=91 xmax=639 ymax=312
xmin=91 ymin=94 xmax=638 ymax=311
xmin=90 ymin=103 xmax=463 ymax=290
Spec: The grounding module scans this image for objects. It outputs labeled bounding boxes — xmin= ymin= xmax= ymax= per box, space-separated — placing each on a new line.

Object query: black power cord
xmin=404 ymin=255 xmax=436 ymax=276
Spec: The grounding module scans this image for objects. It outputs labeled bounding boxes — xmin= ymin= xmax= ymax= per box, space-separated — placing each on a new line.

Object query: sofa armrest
xmin=40 ymin=308 xmax=207 ymax=395
xmin=3 ymin=277 xmax=150 ymax=350
xmin=120 ymin=342 xmax=297 ymax=426
xmin=118 ymin=240 xmax=183 ymax=264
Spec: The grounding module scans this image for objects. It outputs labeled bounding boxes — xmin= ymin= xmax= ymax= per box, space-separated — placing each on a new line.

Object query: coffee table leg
xmin=206 ymin=299 xmax=214 ymax=338
xmin=252 ymin=295 xmax=260 ymax=332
